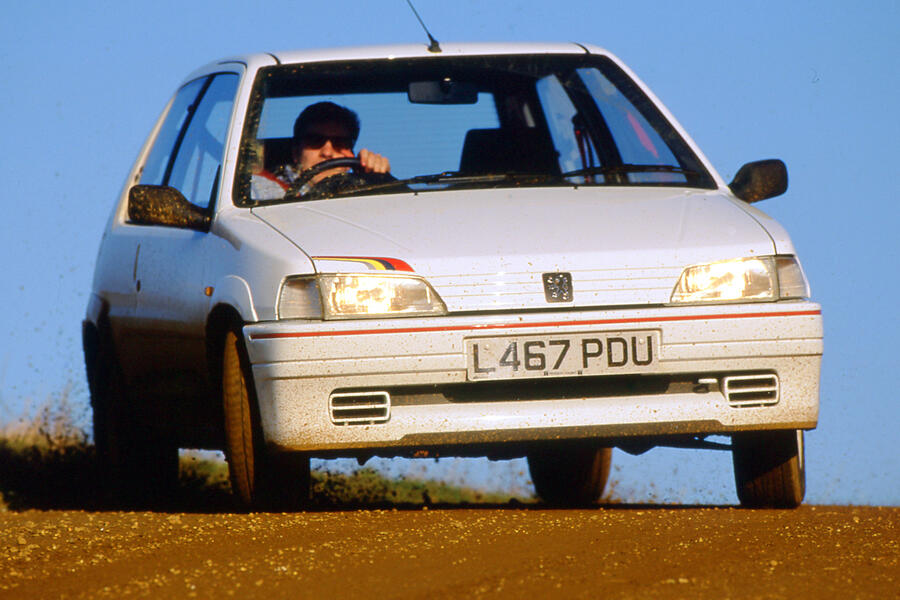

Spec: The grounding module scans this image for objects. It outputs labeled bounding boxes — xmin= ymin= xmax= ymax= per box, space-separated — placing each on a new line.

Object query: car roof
xmin=185 ymin=42 xmax=611 ymax=81
xmin=269 ymin=41 xmax=597 ymax=63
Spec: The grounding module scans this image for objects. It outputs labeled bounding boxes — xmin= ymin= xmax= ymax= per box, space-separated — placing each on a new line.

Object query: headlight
xmin=670 ymin=256 xmax=809 ymax=304
xmin=278 ymin=274 xmax=447 ymax=320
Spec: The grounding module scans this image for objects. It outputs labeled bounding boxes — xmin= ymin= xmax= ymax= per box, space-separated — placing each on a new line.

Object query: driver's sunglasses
xmin=301 ymin=132 xmax=355 ymax=152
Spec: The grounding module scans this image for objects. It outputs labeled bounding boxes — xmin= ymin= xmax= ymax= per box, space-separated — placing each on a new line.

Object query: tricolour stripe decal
xmin=312 ymin=256 xmax=414 ymax=271
xmin=249 ymin=309 xmax=821 ymax=340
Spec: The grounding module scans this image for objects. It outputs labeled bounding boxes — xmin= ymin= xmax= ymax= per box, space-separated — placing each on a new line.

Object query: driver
xmin=275 ymin=101 xmax=390 ymax=192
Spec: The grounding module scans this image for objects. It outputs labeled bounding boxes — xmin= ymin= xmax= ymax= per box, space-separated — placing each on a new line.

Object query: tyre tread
xmin=733 ymin=430 xmax=805 ymax=508
xmin=222 ymin=327 xmax=310 ymax=511
xmin=528 ymin=444 xmax=612 ymax=506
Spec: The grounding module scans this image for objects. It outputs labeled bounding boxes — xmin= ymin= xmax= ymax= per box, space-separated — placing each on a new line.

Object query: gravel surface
xmin=1 ymin=505 xmax=896 ymax=599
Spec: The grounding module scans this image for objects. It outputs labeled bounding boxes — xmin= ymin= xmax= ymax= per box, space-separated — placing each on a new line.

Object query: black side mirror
xmin=728 ymin=159 xmax=788 ymax=203
xmin=128 ymin=185 xmax=211 ymax=231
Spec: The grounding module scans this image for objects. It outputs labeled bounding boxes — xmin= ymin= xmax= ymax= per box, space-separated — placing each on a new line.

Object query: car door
xmin=109 ymin=76 xmax=208 ymax=378
xmin=126 ymin=72 xmax=240 ymax=393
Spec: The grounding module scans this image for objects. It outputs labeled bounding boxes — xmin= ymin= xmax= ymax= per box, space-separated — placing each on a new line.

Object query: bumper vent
xmin=723 ymin=374 xmax=779 ymax=407
xmin=330 ymin=391 xmax=391 ymax=425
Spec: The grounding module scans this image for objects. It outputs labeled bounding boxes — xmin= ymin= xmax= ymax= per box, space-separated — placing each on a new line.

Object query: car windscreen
xmin=233 ymin=54 xmax=715 ymax=206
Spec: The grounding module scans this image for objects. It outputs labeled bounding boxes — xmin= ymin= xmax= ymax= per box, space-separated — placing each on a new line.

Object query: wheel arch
xmin=82 ymin=294 xmax=112 ymax=405
xmin=209 ymin=275 xmax=258 ymax=323
xmin=205 ymin=303 xmax=246 ymax=395
xmin=204 ymin=273 xmax=257 ymax=397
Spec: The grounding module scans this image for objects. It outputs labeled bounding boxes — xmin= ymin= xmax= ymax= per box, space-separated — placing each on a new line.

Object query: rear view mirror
xmin=128 ymin=185 xmax=211 ymax=231
xmin=729 ymin=159 xmax=788 ymax=203
xmin=408 ymin=80 xmax=478 ymax=104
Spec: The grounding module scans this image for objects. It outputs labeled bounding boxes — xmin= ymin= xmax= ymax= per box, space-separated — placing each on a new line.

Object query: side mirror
xmin=728 ymin=159 xmax=788 ymax=203
xmin=128 ymin=185 xmax=211 ymax=231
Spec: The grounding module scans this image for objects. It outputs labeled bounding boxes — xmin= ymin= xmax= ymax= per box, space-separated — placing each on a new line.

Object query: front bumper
xmin=244 ymin=302 xmax=822 ymax=454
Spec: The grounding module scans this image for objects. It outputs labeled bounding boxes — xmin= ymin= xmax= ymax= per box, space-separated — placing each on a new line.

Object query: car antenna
xmin=406 ymin=0 xmax=441 ymax=53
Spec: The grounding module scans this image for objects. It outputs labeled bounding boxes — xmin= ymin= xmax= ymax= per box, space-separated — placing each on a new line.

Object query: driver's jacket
xmin=250 ymin=167 xmax=290 ymax=200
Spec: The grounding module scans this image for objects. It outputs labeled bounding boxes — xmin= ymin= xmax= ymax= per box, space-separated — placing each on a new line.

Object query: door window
xmin=166 ymin=74 xmax=239 ymax=209
xmin=139 ymin=73 xmax=239 ymax=211
xmin=140 ymin=78 xmax=207 ymax=187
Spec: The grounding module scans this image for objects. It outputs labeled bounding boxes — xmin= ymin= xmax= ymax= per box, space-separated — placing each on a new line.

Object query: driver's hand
xmin=358 ymin=149 xmax=390 ymax=174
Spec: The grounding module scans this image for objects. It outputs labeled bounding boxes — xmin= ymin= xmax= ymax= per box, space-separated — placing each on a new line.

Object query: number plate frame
xmin=465 ymin=330 xmax=661 ymax=381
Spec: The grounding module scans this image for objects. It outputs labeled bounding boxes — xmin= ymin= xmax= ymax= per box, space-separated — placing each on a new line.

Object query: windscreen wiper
xmin=291 ymin=169 xmax=600 ymax=201
xmin=561 ymin=164 xmax=698 ymax=178
xmin=404 ymin=171 xmax=510 ymax=185
xmin=403 ymin=171 xmax=565 ymax=186
xmin=347 ymin=170 xmax=560 ymax=194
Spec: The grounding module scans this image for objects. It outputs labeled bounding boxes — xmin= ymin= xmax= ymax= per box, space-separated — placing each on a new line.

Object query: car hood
xmin=251 ymin=187 xmax=776 ymax=311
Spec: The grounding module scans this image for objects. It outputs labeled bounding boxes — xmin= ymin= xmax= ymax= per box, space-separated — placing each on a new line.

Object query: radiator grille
xmin=723 ymin=374 xmax=779 ymax=407
xmin=330 ymin=391 xmax=391 ymax=425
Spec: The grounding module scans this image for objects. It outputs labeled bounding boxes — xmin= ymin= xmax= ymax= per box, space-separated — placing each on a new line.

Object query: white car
xmin=83 ymin=42 xmax=822 ymax=508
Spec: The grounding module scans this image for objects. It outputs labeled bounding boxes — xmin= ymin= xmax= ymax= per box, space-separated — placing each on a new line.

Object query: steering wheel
xmin=299 ymin=157 xmax=362 ymax=183
xmin=290 ymin=157 xmax=399 ymax=199
xmin=287 ymin=157 xmax=363 ymax=198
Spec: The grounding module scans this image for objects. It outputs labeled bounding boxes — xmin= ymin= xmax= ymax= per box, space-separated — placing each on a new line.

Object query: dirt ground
xmin=1 ymin=504 xmax=896 ymax=599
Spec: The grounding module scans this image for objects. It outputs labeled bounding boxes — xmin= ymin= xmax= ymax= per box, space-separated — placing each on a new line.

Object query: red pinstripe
xmin=249 ymin=309 xmax=821 ymax=340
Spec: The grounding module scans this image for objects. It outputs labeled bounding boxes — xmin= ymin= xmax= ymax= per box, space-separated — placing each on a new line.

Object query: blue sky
xmin=1 ymin=1 xmax=897 ymax=505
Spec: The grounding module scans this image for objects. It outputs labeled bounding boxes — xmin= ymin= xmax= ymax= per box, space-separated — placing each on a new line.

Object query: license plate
xmin=465 ymin=330 xmax=660 ymax=380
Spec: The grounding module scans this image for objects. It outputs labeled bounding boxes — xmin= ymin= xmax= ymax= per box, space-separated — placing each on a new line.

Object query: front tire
xmin=222 ymin=328 xmax=309 ymax=510
xmin=527 ymin=443 xmax=612 ymax=506
xmin=732 ymin=430 xmax=805 ymax=508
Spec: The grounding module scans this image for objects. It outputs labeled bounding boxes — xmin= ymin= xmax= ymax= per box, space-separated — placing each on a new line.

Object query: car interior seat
xmin=459 ymin=128 xmax=560 ymax=175
xmin=262 ymin=138 xmax=294 ymax=173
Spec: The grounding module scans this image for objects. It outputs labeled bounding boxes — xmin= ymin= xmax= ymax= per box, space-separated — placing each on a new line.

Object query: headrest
xmin=459 ymin=128 xmax=559 ymax=175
